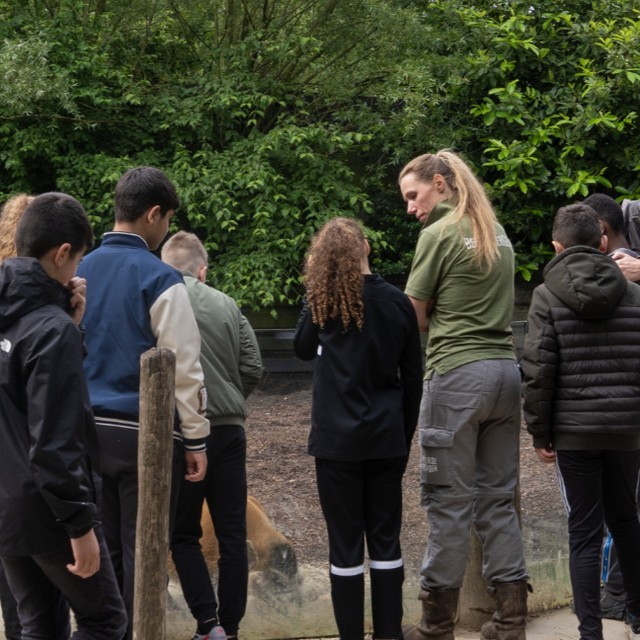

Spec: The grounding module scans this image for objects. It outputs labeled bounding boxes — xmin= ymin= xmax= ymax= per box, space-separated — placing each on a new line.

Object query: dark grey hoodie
xmin=521 ymin=246 xmax=640 ymax=451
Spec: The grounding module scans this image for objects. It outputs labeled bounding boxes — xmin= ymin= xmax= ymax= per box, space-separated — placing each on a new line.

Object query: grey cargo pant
xmin=418 ymin=359 xmax=528 ymax=590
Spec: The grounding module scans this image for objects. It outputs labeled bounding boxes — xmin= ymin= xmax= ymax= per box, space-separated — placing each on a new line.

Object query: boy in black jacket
xmin=521 ymin=203 xmax=640 ymax=640
xmin=0 ymin=193 xmax=126 ymax=639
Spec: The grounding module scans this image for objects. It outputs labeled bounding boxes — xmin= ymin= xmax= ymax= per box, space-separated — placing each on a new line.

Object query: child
xmin=521 ymin=203 xmax=640 ymax=640
xmin=583 ymin=193 xmax=640 ymax=621
xmin=0 ymin=192 xmax=127 ymax=639
xmin=294 ymin=217 xmax=423 ymax=640
xmin=0 ymin=193 xmax=72 ymax=639
xmin=76 ymin=167 xmax=209 ymax=637
xmin=163 ymin=231 xmax=263 ymax=640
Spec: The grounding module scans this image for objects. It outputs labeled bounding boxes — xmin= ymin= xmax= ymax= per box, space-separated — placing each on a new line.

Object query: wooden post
xmin=133 ymin=348 xmax=176 ymax=640
xmin=458 ymin=527 xmax=494 ymax=629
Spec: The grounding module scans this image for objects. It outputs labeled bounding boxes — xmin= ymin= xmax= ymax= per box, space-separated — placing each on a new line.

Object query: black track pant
xmin=557 ymin=448 xmax=640 ymax=640
xmin=315 ymin=457 xmax=406 ymax=640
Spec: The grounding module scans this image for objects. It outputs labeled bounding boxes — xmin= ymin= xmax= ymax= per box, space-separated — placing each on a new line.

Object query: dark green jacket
xmin=184 ymin=274 xmax=263 ymax=426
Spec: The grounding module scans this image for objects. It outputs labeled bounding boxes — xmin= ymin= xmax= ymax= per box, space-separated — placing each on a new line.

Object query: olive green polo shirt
xmin=405 ymin=201 xmax=516 ymax=379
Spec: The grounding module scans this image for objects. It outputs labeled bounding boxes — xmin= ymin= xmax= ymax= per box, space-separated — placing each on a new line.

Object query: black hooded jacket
xmin=0 ymin=257 xmax=99 ymax=556
xmin=522 ymin=246 xmax=640 ymax=451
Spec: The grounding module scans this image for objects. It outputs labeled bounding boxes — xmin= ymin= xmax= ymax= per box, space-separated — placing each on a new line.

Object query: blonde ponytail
xmin=399 ymin=150 xmax=500 ymax=268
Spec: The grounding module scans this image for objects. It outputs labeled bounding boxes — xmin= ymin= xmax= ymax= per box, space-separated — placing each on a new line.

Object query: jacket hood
xmin=543 ymin=246 xmax=627 ymax=318
xmin=0 ymin=257 xmax=70 ymax=330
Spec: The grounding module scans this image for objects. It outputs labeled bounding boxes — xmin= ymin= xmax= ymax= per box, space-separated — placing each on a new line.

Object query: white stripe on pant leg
xmin=555 ymin=457 xmax=571 ymax=516
xmin=330 ymin=564 xmax=365 ymax=577
xmin=369 ymin=558 xmax=403 ymax=570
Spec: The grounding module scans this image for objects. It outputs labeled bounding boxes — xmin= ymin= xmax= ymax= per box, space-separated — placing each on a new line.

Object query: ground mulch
xmin=245 ymin=374 xmax=565 ymax=574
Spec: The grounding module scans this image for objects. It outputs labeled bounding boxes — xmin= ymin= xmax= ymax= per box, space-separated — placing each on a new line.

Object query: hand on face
xmin=67 ymin=276 xmax=87 ymax=325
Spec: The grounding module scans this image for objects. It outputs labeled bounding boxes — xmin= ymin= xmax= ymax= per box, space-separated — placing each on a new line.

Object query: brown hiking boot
xmin=480 ymin=580 xmax=530 ymax=640
xmin=402 ymin=588 xmax=459 ymax=640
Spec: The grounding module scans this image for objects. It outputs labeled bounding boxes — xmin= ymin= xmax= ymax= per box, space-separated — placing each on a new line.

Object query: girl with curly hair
xmin=0 ymin=194 xmax=34 ymax=262
xmin=294 ymin=216 xmax=423 ymax=640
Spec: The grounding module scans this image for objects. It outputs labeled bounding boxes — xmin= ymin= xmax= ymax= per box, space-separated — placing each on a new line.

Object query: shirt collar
xmin=102 ymin=231 xmax=150 ymax=250
xmin=424 ymin=200 xmax=454 ymax=228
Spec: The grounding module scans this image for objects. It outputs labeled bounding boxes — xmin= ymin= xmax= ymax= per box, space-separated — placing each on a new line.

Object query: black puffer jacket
xmin=522 ymin=246 xmax=640 ymax=451
xmin=0 ymin=258 xmax=99 ymax=556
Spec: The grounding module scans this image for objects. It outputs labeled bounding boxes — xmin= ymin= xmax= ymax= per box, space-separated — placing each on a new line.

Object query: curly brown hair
xmin=304 ymin=217 xmax=366 ymax=331
xmin=0 ymin=194 xmax=33 ymax=262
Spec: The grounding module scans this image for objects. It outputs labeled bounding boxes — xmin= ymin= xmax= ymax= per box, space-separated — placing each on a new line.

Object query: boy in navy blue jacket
xmin=0 ymin=192 xmax=126 ymax=639
xmin=77 ymin=167 xmax=210 ymax=636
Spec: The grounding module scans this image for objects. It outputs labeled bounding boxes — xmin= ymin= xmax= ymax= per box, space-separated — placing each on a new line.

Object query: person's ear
xmin=364 ymin=239 xmax=371 ymax=256
xmin=53 ymin=243 xmax=72 ymax=266
xmin=599 ymin=234 xmax=608 ymax=254
xmin=145 ymin=205 xmax=162 ymax=225
xmin=551 ymin=240 xmax=565 ymax=255
xmin=197 ymin=264 xmax=207 ymax=283
xmin=433 ymin=174 xmax=445 ymax=193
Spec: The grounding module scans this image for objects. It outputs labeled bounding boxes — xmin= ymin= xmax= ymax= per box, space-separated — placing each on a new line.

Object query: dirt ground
xmin=244 ymin=373 xmax=566 ymax=575
xmin=165 ymin=373 xmax=577 ymax=640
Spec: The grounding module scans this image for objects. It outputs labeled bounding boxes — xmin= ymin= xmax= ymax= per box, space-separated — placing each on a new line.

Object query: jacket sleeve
xmin=238 ymin=312 xmax=264 ymax=398
xmin=293 ymin=302 xmax=319 ymax=361
xmin=521 ymin=286 xmax=558 ymax=449
xmin=150 ymin=282 xmax=210 ymax=450
xmin=26 ymin=320 xmax=96 ymax=538
xmin=399 ymin=298 xmax=424 ymax=449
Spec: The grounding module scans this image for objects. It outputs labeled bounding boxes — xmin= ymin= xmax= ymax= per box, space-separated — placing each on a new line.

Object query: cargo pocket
xmin=420 ymin=427 xmax=455 ymax=487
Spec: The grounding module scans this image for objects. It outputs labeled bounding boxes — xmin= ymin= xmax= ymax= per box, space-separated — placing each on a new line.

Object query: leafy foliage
xmin=409 ymin=0 xmax=640 ymax=279
xmin=1 ymin=0 xmax=640 ymax=306
xmin=0 ymin=0 xmax=427 ymax=308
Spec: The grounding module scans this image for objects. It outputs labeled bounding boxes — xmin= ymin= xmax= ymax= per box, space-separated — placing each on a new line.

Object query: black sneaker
xmin=627 ymin=620 xmax=640 ymax=639
xmin=601 ymin=590 xmax=626 ymax=621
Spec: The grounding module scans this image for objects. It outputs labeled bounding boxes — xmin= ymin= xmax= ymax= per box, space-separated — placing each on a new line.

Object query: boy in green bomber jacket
xmin=521 ymin=203 xmax=640 ymax=640
xmin=162 ymin=231 xmax=263 ymax=640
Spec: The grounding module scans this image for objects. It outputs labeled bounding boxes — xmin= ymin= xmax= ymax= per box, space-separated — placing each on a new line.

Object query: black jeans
xmin=1 ymin=528 xmax=126 ymax=640
xmin=557 ymin=448 xmax=640 ymax=640
xmin=98 ymin=423 xmax=184 ymax=639
xmin=0 ymin=561 xmax=70 ymax=640
xmin=171 ymin=425 xmax=248 ymax=636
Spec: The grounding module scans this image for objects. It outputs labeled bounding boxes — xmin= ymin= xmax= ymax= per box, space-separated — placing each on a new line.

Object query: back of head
xmin=15 ymin=192 xmax=94 ymax=258
xmin=114 ymin=166 xmax=180 ymax=223
xmin=583 ymin=193 xmax=624 ymax=235
xmin=552 ymin=203 xmax=602 ymax=249
xmin=161 ymin=230 xmax=208 ymax=275
xmin=0 ymin=194 xmax=34 ymax=262
xmin=399 ymin=149 xmax=499 ymax=268
xmin=304 ymin=216 xmax=366 ymax=331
